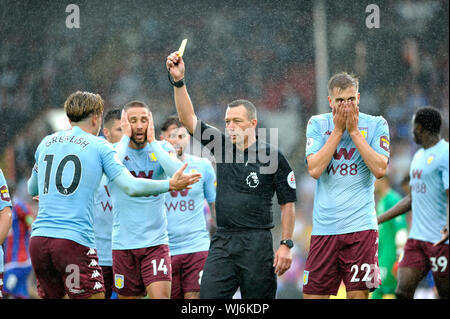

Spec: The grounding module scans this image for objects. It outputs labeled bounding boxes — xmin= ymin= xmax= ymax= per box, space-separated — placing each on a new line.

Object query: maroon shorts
xmin=171 ymin=251 xmax=208 ymax=299
xmin=303 ymin=230 xmax=380 ymax=296
xmin=29 ymin=236 xmax=105 ymax=299
xmin=112 ymin=244 xmax=171 ymax=297
xmin=399 ymin=238 xmax=449 ymax=279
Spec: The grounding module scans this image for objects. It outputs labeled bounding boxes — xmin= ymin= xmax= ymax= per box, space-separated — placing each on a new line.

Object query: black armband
xmin=168 ymin=71 xmax=185 ymax=88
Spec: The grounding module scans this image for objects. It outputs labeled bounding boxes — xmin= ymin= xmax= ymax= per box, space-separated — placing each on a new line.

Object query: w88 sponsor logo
xmin=411 ymin=182 xmax=426 ymax=193
xmin=165 ymin=189 xmax=195 ymax=212
xmin=327 ymin=148 xmax=358 ymax=176
xmin=327 ymin=163 xmax=358 ymax=176
xmin=166 ymin=200 xmax=195 ymax=212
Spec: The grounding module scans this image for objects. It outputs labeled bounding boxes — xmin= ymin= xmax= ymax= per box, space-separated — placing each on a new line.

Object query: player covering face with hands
xmin=27 ymin=92 xmax=201 ymax=299
xmin=120 ymin=108 xmax=201 ymax=191
xmin=110 ymin=102 xmax=202 ymax=299
xmin=304 ymin=73 xmax=389 ymax=299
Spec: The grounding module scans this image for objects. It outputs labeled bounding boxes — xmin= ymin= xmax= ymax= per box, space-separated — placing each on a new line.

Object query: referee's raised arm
xmin=166 ymin=52 xmax=197 ymax=135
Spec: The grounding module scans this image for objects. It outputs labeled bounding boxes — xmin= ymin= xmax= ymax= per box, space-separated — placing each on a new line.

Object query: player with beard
xmin=160 ymin=116 xmax=216 ymax=299
xmin=27 ymin=91 xmax=201 ymax=299
xmin=109 ymin=101 xmax=192 ymax=299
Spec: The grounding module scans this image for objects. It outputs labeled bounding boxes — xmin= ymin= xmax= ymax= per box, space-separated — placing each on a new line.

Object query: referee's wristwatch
xmin=280 ymin=239 xmax=294 ymax=249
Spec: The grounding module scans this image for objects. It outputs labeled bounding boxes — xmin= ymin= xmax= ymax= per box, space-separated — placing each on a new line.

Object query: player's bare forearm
xmin=308 ymin=104 xmax=346 ymax=179
xmin=174 ymin=85 xmax=197 ymax=135
xmin=378 ymin=193 xmax=411 ymax=224
xmin=307 ymin=130 xmax=343 ymax=179
xmin=0 ymin=207 xmax=12 ymax=244
xmin=434 ymin=227 xmax=449 ymax=246
xmin=349 ymin=130 xmax=388 ymax=179
xmin=209 ymin=202 xmax=217 ymax=236
xmin=280 ymin=202 xmax=295 ymax=240
xmin=210 ymin=202 xmax=217 ymax=222
xmin=274 ymin=202 xmax=295 ymax=276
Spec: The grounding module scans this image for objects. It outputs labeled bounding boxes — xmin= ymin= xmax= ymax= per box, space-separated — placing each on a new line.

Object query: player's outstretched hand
xmin=166 ymin=51 xmax=185 ymax=82
xmin=273 ymin=245 xmax=292 ymax=276
xmin=169 ymin=163 xmax=201 ymax=191
xmin=433 ymin=226 xmax=449 ymax=246
xmin=146 ymin=112 xmax=155 ymax=143
xmin=121 ymin=110 xmax=132 ymax=138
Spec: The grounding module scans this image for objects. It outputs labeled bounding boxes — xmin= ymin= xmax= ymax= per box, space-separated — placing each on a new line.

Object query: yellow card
xmin=177 ymin=39 xmax=188 ymax=57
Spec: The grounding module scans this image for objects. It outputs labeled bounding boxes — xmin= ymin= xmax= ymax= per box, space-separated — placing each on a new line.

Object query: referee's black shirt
xmin=192 ymin=120 xmax=297 ymax=231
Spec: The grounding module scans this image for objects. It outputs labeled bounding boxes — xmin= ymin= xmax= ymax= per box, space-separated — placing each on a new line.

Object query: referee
xmin=166 ymin=52 xmax=297 ymax=299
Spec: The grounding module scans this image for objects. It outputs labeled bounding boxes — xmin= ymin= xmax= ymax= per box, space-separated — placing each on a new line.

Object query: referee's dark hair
xmin=103 ymin=108 xmax=121 ymax=129
xmin=227 ymin=99 xmax=257 ymax=120
xmin=413 ymin=106 xmax=442 ymax=134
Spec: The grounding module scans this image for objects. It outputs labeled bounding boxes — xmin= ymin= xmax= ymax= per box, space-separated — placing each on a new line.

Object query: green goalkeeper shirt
xmin=376 ymin=189 xmax=408 ymax=292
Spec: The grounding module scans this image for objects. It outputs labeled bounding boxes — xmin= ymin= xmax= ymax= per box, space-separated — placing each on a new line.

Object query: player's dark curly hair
xmin=160 ymin=115 xmax=182 ymax=132
xmin=413 ymin=107 xmax=442 ymax=134
xmin=103 ymin=108 xmax=121 ymax=128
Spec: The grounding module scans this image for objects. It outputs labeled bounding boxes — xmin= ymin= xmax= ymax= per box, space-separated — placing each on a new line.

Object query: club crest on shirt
xmin=246 ymin=172 xmax=259 ymax=188
xmin=427 ymin=155 xmax=434 ymax=164
xmin=359 ymin=129 xmax=367 ymax=139
xmin=149 ymin=153 xmax=157 ymax=162
xmin=115 ymin=274 xmax=124 ymax=289
xmin=303 ymin=270 xmax=309 ymax=285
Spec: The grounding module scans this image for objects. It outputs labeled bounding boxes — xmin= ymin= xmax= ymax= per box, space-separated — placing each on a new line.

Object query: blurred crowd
xmin=0 ymin=0 xmax=448 ymax=298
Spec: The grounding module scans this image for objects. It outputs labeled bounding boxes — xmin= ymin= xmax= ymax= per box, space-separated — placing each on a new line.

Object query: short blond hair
xmin=64 ymin=91 xmax=104 ymax=122
xmin=327 ymin=72 xmax=359 ymax=96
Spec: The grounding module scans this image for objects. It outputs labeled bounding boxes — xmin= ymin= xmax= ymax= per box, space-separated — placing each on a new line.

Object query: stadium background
xmin=0 ymin=0 xmax=448 ymax=298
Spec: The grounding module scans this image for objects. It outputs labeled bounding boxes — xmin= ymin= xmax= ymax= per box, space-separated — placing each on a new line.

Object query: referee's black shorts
xmin=200 ymin=228 xmax=277 ymax=299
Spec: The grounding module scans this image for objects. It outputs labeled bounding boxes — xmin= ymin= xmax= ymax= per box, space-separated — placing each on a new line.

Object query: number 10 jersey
xmin=31 ymin=126 xmax=125 ymax=247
